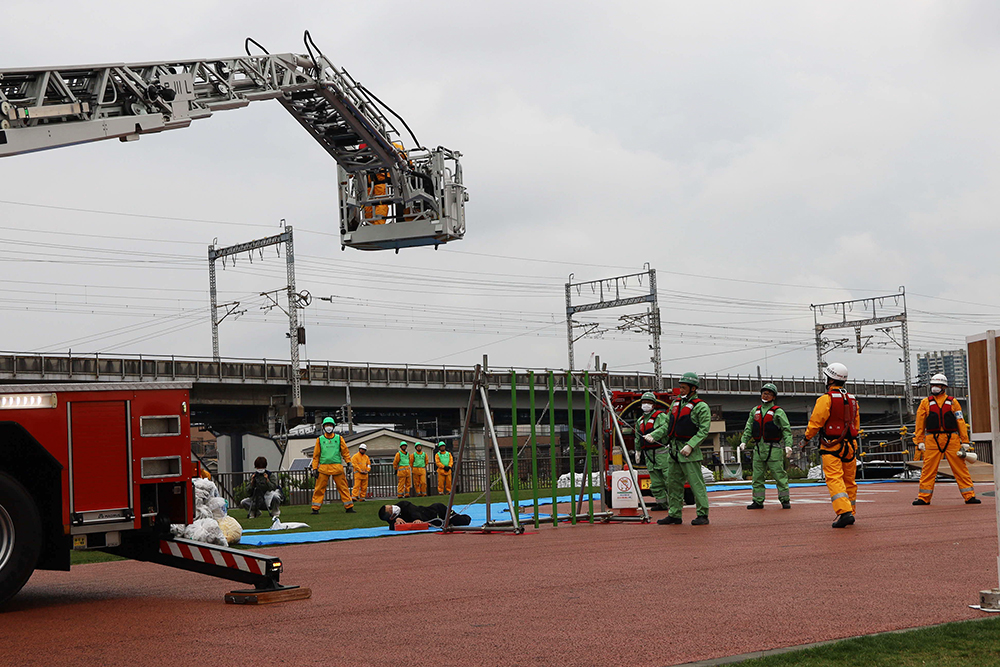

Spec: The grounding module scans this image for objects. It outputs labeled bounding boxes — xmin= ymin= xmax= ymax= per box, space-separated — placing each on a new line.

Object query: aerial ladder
xmin=0 ymin=31 xmax=467 ymax=251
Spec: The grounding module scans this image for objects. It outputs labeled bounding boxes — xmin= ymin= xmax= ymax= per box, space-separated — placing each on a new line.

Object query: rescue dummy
xmin=350 ymin=443 xmax=371 ymax=501
xmin=803 ymin=363 xmax=860 ymax=528
xmin=435 ymin=442 xmax=453 ymax=495
xmin=659 ymin=372 xmax=711 ymax=526
xmin=240 ymin=456 xmax=283 ymax=520
xmin=411 ymin=444 xmax=429 ymax=496
xmin=394 ymin=442 xmax=412 ymax=498
xmin=635 ymin=391 xmax=671 ymax=511
xmin=740 ymin=383 xmax=792 ymax=510
xmin=310 ymin=417 xmax=355 ymax=514
xmin=912 ymin=374 xmax=980 ymax=506
xmin=378 ymin=501 xmax=472 ymax=530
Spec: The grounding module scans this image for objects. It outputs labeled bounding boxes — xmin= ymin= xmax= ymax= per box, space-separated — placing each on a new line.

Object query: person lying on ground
xmin=378 ymin=501 xmax=472 ymax=530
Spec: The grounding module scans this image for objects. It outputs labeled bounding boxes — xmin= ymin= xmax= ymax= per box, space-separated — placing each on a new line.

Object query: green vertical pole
xmin=583 ymin=370 xmax=594 ymax=524
xmin=549 ymin=371 xmax=557 ymax=528
xmin=510 ymin=370 xmax=519 ymax=514
xmin=530 ymin=370 xmax=539 ymax=529
xmin=567 ymin=371 xmax=576 ymax=525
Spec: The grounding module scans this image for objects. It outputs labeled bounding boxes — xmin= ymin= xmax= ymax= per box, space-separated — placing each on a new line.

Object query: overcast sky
xmin=1 ymin=1 xmax=998 ymax=384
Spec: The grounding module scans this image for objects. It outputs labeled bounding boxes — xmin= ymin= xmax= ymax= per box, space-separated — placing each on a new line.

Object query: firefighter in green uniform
xmin=659 ymin=372 xmax=711 ymax=526
xmin=635 ymin=391 xmax=670 ymax=511
xmin=739 ymin=382 xmax=792 ymax=510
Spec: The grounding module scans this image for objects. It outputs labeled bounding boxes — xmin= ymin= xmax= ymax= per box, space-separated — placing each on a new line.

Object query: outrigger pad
xmin=225 ymin=585 xmax=311 ymax=605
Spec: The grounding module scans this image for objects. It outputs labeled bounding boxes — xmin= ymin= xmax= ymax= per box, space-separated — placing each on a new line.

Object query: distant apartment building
xmin=916 ymin=350 xmax=968 ymax=386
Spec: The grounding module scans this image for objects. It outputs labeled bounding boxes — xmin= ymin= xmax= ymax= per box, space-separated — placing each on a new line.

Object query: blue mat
xmin=239 ymin=493 xmax=598 ymax=546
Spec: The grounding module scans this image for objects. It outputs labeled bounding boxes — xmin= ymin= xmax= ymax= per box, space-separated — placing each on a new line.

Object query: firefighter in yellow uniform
xmin=350 ymin=443 xmax=371 ymax=502
xmin=411 ymin=444 xmax=429 ymax=496
xmin=912 ymin=373 xmax=980 ymax=506
xmin=435 ymin=442 xmax=453 ymax=495
xmin=803 ymin=363 xmax=860 ymax=528
xmin=394 ymin=442 xmax=412 ymax=498
xmin=310 ymin=417 xmax=355 ymax=514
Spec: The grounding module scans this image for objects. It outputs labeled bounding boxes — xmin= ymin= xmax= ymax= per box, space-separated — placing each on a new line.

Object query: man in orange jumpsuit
xmin=435 ymin=442 xmax=453 ymax=495
xmin=394 ymin=441 xmax=412 ymax=498
xmin=912 ymin=373 xmax=981 ymax=506
xmin=803 ymin=362 xmax=860 ymax=528
xmin=350 ymin=443 xmax=371 ymax=502
xmin=411 ymin=443 xmax=429 ymax=496
xmin=310 ymin=417 xmax=355 ymax=515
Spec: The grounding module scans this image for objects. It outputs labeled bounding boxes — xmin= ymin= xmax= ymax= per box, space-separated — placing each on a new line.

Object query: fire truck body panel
xmin=0 ymin=383 xmax=193 ymax=582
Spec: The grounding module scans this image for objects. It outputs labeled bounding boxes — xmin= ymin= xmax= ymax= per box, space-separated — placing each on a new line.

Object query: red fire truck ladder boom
xmin=0 ymin=31 xmax=467 ymax=251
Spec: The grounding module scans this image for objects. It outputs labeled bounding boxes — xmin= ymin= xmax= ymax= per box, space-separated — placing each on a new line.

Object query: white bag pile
xmin=170 ymin=478 xmax=234 ymax=547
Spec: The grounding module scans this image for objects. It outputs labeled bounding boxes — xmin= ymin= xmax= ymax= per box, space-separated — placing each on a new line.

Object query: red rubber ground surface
xmin=3 ymin=482 xmax=995 ymax=667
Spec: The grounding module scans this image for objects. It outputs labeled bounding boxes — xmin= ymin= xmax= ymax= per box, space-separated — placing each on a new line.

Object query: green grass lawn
xmin=736 ymin=618 xmax=1000 ymax=666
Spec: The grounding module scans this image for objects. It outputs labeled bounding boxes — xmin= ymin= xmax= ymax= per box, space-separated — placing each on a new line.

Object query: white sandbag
xmin=192 ymin=477 xmax=220 ymax=498
xmin=555 ymin=472 xmax=602 ymax=488
xmin=206 ymin=496 xmax=227 ymax=519
xmin=183 ymin=517 xmax=227 ymax=547
xmin=701 ymin=466 xmax=714 ymax=483
xmin=217 ymin=515 xmax=243 ymax=545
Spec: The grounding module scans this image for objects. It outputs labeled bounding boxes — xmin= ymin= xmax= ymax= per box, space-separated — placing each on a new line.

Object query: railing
xmin=0 ymin=350 xmax=955 ymax=398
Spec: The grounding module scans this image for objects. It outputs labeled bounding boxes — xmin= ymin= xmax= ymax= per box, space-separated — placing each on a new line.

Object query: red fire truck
xmin=0 ymin=382 xmax=294 ymax=605
xmin=603 ymin=388 xmax=694 ymax=505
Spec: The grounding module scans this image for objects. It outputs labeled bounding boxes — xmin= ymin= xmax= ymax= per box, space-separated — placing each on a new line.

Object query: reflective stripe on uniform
xmin=831 ymin=492 xmax=848 ymax=500
xmin=960 ymin=486 xmax=975 ymax=494
xmin=919 ymin=488 xmax=934 ymax=495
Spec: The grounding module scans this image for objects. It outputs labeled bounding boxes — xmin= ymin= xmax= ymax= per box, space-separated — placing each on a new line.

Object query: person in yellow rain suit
xmin=350 ymin=443 xmax=371 ymax=502
xmin=311 ymin=417 xmax=355 ymax=515
xmin=912 ymin=373 xmax=981 ymax=506
xmin=435 ymin=442 xmax=453 ymax=495
xmin=394 ymin=442 xmax=412 ymax=498
xmin=411 ymin=443 xmax=429 ymax=496
xmin=803 ymin=363 xmax=860 ymax=528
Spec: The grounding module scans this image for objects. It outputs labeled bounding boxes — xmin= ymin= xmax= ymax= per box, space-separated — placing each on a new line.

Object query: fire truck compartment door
xmin=71 ymin=400 xmax=131 ymax=519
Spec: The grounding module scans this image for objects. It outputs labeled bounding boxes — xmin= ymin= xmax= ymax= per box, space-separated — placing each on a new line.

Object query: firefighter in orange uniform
xmin=394 ymin=442 xmax=412 ymax=498
xmin=411 ymin=443 xmax=429 ymax=496
xmin=435 ymin=442 xmax=453 ymax=495
xmin=310 ymin=417 xmax=355 ymax=515
xmin=912 ymin=373 xmax=980 ymax=506
xmin=803 ymin=363 xmax=860 ymax=528
xmin=350 ymin=443 xmax=371 ymax=502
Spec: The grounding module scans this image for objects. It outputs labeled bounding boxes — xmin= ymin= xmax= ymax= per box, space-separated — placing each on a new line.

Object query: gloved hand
xmin=680 ymin=445 xmax=693 ymax=457
xmin=311 ymin=468 xmax=319 ymax=479
xmin=444 ymin=466 xmax=451 ymax=472
xmin=785 ymin=446 xmax=792 ymax=457
xmin=643 ymin=434 xmax=655 ymax=443
xmin=917 ymin=443 xmax=925 ymax=451
xmin=738 ymin=442 xmax=746 ymax=453
xmin=799 ymin=437 xmax=809 ymax=451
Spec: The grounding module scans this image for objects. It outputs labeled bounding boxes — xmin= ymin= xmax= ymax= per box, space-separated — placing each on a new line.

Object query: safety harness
xmin=926 ymin=395 xmax=960 ymax=452
xmin=751 ymin=404 xmax=784 ymax=461
xmin=819 ymin=388 xmax=858 ymax=462
xmin=667 ymin=397 xmax=705 ymax=461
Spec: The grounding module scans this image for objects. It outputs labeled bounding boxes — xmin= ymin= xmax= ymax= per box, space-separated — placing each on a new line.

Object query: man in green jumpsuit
xmin=635 ymin=391 xmax=670 ymax=511
xmin=739 ymin=382 xmax=792 ymax=510
xmin=659 ymin=372 xmax=711 ymax=526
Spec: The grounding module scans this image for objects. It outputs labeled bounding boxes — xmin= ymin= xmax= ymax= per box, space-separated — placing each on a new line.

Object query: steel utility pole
xmin=565 ymin=264 xmax=661 ymax=388
xmin=208 ymin=222 xmax=309 ymax=415
xmin=811 ymin=287 xmax=912 ymax=416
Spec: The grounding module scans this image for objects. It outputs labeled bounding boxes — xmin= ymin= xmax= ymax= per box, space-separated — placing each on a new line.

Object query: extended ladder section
xmin=0 ymin=32 xmax=466 ymax=251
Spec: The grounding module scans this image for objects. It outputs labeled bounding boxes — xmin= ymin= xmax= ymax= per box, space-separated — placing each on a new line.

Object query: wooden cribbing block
xmin=225 ymin=586 xmax=312 ymax=605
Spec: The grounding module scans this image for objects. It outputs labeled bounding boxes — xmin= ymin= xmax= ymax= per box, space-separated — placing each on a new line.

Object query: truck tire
xmin=0 ymin=471 xmax=42 ymax=605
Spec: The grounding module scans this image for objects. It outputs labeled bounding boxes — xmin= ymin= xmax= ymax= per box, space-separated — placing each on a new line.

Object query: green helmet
xmin=679 ymin=372 xmax=700 ymax=387
xmin=761 ymin=383 xmax=778 ymax=396
xmin=437 ymin=441 xmax=446 ymax=448
xmin=399 ymin=441 xmax=408 ymax=449
xmin=322 ymin=416 xmax=336 ymax=426
xmin=640 ymin=391 xmax=656 ymax=402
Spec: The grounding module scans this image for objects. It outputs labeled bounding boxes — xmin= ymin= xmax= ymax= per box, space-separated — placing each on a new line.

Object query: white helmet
xmin=823 ymin=362 xmax=849 ymax=383
xmin=929 ymin=373 xmax=948 ymax=386
xmin=358 ymin=443 xmax=367 ymax=450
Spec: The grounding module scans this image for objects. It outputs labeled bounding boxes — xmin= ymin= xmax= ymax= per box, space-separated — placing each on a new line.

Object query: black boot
xmin=656 ymin=516 xmax=682 ymax=525
xmin=345 ymin=507 xmax=357 ymax=513
xmin=746 ymin=502 xmax=764 ymax=510
xmin=311 ymin=508 xmax=320 ymax=515
xmin=691 ymin=516 xmax=709 ymax=526
xmin=780 ymin=501 xmax=791 ymax=509
xmin=912 ymin=499 xmax=928 ymax=506
xmin=832 ymin=512 xmax=855 ymax=528
xmin=966 ymin=497 xmax=982 ymax=504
